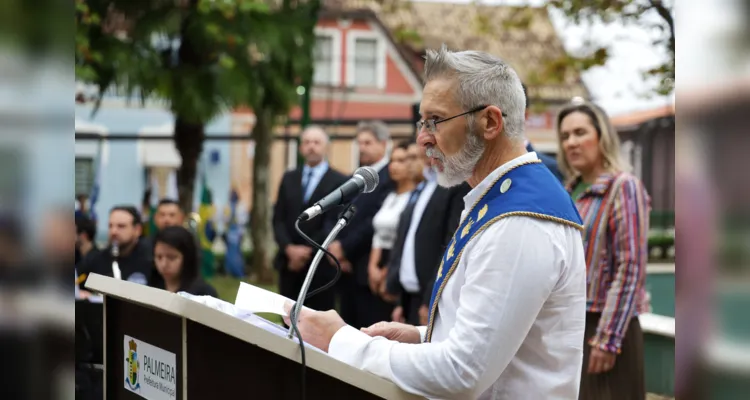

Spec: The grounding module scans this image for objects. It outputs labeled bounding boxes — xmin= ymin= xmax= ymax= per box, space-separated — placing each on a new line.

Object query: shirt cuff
xmin=417 ymin=326 xmax=427 ymax=343
xmin=588 ymin=330 xmax=623 ymax=354
xmin=328 ymin=325 xmax=372 ymax=365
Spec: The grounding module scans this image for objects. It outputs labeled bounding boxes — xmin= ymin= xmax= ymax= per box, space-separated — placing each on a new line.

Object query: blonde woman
xmin=556 ymin=101 xmax=651 ymax=400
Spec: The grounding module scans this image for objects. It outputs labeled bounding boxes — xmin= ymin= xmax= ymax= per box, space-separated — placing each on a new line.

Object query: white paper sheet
xmin=178 ymin=292 xmax=325 ymax=354
xmin=234 ymin=281 xmax=313 ymax=316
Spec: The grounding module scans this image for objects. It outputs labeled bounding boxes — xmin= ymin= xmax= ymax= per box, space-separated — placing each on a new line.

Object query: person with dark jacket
xmin=326 ymin=121 xmax=394 ymax=329
xmin=273 ymin=126 xmax=348 ymax=312
xmin=148 ymin=226 xmax=217 ymax=297
xmin=78 ymin=205 xmax=153 ymax=292
xmin=384 ymin=142 xmax=469 ymax=325
xmin=76 ymin=215 xmax=99 ymax=269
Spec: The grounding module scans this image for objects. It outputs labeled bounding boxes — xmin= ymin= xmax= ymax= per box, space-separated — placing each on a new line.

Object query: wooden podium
xmin=86 ymin=274 xmax=423 ymax=400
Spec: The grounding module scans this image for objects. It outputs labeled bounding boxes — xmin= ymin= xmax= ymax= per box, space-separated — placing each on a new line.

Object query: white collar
xmin=303 ymin=160 xmax=328 ymax=175
xmin=463 ymin=152 xmax=539 ymax=211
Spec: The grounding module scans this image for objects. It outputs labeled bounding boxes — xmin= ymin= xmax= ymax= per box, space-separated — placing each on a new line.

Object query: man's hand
xmin=327 ymin=241 xmax=352 ymax=273
xmin=361 ymin=321 xmax=421 ymax=344
xmin=285 ymin=245 xmax=312 ymax=272
xmin=282 ymin=301 xmax=347 ymax=353
xmin=327 ymin=241 xmax=345 ymax=261
xmin=391 ymin=306 xmax=405 ymax=323
xmin=340 ymin=260 xmax=352 ymax=273
xmin=587 ymin=347 xmax=617 ymax=374
xmin=418 ymin=305 xmax=429 ymax=325
xmin=78 ymin=289 xmax=93 ymax=300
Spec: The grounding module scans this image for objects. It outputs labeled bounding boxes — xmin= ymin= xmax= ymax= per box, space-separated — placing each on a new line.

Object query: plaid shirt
xmin=567 ymin=172 xmax=651 ymax=354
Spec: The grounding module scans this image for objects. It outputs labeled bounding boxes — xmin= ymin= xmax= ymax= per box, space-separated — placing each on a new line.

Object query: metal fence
xmin=619 ymin=115 xmax=676 ymax=229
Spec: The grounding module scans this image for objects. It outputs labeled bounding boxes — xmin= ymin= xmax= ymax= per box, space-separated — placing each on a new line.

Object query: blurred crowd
xmin=67 ymin=78 xmax=666 ymax=398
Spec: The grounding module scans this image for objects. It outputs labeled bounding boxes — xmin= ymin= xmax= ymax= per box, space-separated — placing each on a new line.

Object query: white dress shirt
xmin=372 ymin=191 xmax=411 ymax=250
xmin=328 ymin=152 xmax=587 ymax=399
xmin=301 ymin=161 xmax=329 ymax=203
xmin=399 ymin=170 xmax=439 ymax=293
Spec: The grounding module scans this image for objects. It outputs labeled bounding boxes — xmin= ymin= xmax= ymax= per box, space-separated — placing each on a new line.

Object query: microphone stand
xmin=288 ymin=204 xmax=357 ymax=339
xmin=111 ymin=241 xmax=122 ymax=280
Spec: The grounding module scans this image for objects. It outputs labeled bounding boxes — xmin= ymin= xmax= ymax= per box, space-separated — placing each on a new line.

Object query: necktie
xmin=408 ymin=182 xmax=426 ymax=205
xmin=301 ymin=170 xmax=314 ymax=203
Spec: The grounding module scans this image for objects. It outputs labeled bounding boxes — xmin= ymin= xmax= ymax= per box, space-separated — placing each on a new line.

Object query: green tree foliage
xmin=76 ymin=0 xmax=320 ymax=272
xmin=545 ymin=0 xmax=675 ymax=96
xmin=361 ymin=0 xmax=674 ymax=98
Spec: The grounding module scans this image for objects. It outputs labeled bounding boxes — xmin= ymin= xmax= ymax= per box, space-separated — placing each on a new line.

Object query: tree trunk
xmin=173 ymin=0 xmax=208 ymax=214
xmin=250 ymin=109 xmax=274 ymax=282
xmin=173 ymin=117 xmax=205 ymax=213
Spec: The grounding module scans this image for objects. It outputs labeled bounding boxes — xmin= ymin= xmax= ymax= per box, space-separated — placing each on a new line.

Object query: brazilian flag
xmin=141 ymin=186 xmax=157 ymax=238
xmin=197 ymin=175 xmax=216 ymax=279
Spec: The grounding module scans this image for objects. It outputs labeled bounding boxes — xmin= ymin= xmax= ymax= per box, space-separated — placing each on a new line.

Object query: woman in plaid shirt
xmin=556 ymin=101 xmax=650 ymax=400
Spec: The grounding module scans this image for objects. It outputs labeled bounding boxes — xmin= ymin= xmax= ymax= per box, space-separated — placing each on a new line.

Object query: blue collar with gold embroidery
xmin=425 ymin=160 xmax=583 ymax=342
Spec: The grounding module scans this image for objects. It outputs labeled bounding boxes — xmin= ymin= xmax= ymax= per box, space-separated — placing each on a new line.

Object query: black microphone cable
xmin=290 ymin=203 xmax=355 ymax=400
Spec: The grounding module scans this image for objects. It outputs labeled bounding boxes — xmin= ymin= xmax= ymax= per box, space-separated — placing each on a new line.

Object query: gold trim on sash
xmin=424 ymin=159 xmax=584 ymax=342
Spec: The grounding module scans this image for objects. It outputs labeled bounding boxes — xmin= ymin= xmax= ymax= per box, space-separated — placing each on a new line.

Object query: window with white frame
xmin=353 ymin=37 xmax=379 ymax=87
xmin=313 ymin=35 xmax=335 ymax=85
xmin=287 ymin=139 xmax=298 ymax=170
xmin=75 ymin=157 xmax=95 ymax=195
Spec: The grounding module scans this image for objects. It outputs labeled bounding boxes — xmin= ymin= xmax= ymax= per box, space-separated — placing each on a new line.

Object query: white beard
xmin=427 ymin=131 xmax=485 ymax=188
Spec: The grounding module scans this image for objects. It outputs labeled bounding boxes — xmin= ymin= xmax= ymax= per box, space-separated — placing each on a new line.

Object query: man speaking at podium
xmin=284 ymin=46 xmax=587 ymax=399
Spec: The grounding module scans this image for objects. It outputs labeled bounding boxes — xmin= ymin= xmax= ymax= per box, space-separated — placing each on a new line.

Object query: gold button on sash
xmin=500 ymin=178 xmax=512 ymax=193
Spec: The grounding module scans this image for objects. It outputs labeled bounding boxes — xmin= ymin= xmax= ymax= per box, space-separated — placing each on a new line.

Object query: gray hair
xmin=301 ymin=124 xmax=329 ymax=144
xmin=355 ymin=120 xmax=390 ymax=142
xmin=423 ymin=45 xmax=526 ymax=141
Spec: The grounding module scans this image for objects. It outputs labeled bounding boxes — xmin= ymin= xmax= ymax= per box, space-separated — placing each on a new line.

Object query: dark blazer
xmin=80 ymin=238 xmax=153 ymax=288
xmin=527 ymin=143 xmax=564 ymax=182
xmin=272 ymin=166 xmax=349 ymax=272
xmin=386 ymin=182 xmax=470 ymax=305
xmin=333 ymin=164 xmax=394 ymax=287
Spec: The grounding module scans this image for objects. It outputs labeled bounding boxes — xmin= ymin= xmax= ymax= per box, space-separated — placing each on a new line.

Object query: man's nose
xmin=416 ymin=128 xmax=435 ymax=149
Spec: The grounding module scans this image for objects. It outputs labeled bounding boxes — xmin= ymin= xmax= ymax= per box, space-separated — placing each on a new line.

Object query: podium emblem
xmin=125 ymin=339 xmax=141 ymax=391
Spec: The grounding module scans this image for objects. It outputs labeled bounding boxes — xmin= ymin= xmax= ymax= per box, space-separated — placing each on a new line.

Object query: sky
xmin=417 ymin=0 xmax=675 ymax=117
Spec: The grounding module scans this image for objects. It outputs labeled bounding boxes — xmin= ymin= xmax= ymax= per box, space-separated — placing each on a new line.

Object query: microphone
xmin=111 ymin=241 xmax=122 ymax=280
xmin=297 ymin=166 xmax=379 ymax=221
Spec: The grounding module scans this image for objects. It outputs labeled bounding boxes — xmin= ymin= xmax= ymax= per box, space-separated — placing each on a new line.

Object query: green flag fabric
xmin=197 ymin=175 xmax=216 ymax=279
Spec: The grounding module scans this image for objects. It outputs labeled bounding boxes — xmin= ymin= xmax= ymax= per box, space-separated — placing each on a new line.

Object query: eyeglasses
xmin=416 ymin=105 xmax=505 ymax=134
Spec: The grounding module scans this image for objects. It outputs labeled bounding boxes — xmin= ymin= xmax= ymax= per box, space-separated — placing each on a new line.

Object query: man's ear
xmin=481 ymin=106 xmax=505 ymax=141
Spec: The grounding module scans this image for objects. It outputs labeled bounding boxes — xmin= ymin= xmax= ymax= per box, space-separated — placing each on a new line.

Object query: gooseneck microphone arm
xmin=288 ymin=204 xmax=357 ymax=339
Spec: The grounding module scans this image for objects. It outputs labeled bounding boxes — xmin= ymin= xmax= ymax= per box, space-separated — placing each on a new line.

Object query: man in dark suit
xmin=522 ymin=83 xmax=564 ymax=182
xmin=384 ymin=142 xmax=468 ymax=325
xmin=78 ymin=205 xmax=153 ymax=292
xmin=326 ymin=120 xmax=394 ymax=329
xmin=273 ymin=125 xmax=348 ymax=312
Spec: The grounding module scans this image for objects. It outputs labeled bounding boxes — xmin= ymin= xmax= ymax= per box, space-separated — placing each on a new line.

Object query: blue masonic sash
xmin=425 ymin=160 xmax=584 ymax=342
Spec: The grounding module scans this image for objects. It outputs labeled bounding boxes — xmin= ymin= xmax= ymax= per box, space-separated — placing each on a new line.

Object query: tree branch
xmin=648 ymin=0 xmax=674 ymax=55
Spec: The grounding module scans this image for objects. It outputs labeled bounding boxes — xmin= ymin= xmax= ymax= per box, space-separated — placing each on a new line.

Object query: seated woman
xmin=149 ymin=226 xmax=218 ymax=297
